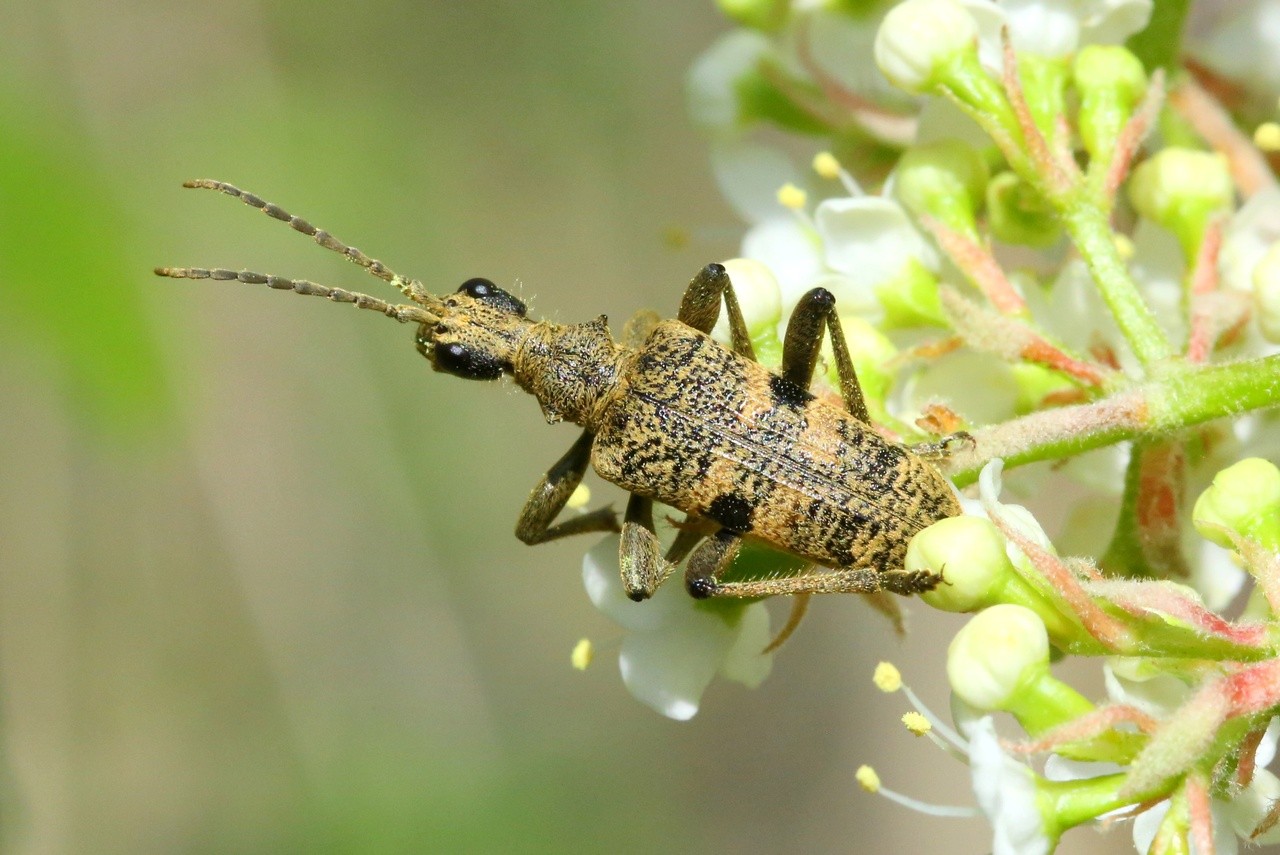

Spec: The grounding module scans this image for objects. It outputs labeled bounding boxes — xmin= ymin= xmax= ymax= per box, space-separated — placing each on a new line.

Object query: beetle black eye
xmin=433 ymin=340 xmax=505 ymax=380
xmin=457 ymin=277 xmax=527 ymax=317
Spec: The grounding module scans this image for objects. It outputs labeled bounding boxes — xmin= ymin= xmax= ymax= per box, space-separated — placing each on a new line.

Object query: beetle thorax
xmin=513 ymin=316 xmax=623 ymax=427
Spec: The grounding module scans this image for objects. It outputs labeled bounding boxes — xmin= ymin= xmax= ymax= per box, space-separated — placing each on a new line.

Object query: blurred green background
xmin=0 ymin=3 xmax=1128 ymax=853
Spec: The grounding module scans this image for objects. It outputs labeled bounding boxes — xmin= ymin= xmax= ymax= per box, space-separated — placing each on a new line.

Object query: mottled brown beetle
xmin=157 ymin=180 xmax=961 ymax=602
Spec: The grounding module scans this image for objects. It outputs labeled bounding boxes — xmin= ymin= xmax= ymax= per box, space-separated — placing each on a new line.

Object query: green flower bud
xmin=894 ymin=140 xmax=989 ymax=239
xmin=1072 ymin=45 xmax=1147 ymax=162
xmin=948 ymin=605 xmax=1095 ymax=738
xmin=1127 ymin=148 xmax=1234 ymax=261
xmin=986 ymin=171 xmax=1061 ymax=248
xmin=1252 ymin=241 xmax=1280 ymax=344
xmin=913 ymin=516 xmax=1013 ymax=611
xmin=1016 ymin=54 xmax=1070 ymax=144
xmin=873 ymin=257 xmax=947 ymax=328
xmin=717 ymin=0 xmax=790 ymax=32
xmin=1193 ymin=457 xmax=1280 ymax=551
xmin=947 ymin=604 xmax=1050 ymax=710
xmin=873 ymin=0 xmax=978 ymax=94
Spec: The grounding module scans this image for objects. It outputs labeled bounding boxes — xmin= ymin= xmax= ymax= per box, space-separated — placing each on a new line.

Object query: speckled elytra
xmin=157 ymin=180 xmax=961 ymax=602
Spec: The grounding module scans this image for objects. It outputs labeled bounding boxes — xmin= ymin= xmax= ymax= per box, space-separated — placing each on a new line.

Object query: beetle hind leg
xmin=782 ymin=287 xmax=871 ymax=423
xmin=689 ymin=562 xmax=942 ymax=599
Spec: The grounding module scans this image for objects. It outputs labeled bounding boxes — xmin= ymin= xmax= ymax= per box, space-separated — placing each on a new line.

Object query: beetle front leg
xmin=516 ymin=428 xmax=620 ymax=545
xmin=782 ymin=287 xmax=870 ymax=424
xmin=619 ymin=494 xmax=674 ymax=601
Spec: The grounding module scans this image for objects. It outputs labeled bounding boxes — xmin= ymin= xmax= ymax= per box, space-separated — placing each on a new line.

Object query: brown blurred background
xmin=0 ymin=2 xmax=1135 ymax=853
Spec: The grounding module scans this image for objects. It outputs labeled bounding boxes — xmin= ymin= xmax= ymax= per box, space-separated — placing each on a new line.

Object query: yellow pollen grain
xmin=777 ymin=182 xmax=808 ymax=210
xmin=571 ymin=638 xmax=594 ymax=671
xmin=873 ymin=661 xmax=902 ymax=693
xmin=1113 ymin=233 xmax=1135 ymax=261
xmin=902 ymin=711 xmax=931 ymax=736
xmin=567 ymin=483 xmax=591 ymax=510
xmin=855 ymin=765 xmax=881 ymax=793
xmin=1255 ymin=122 xmax=1280 ymax=153
xmin=812 ymin=151 xmax=841 ymax=180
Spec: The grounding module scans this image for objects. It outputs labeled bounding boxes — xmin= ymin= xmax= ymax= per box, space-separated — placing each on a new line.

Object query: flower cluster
xmin=578 ymin=2 xmax=1280 ymax=851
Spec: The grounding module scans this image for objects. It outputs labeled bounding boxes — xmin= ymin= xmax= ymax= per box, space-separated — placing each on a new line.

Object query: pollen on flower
xmin=567 ymin=484 xmax=591 ymax=511
xmin=777 ymin=182 xmax=807 ymax=210
xmin=855 ymin=764 xmax=882 ymax=793
xmin=874 ymin=661 xmax=903 ymax=693
xmin=1254 ymin=122 xmax=1280 ymax=152
xmin=902 ymin=711 xmax=932 ymax=736
xmin=571 ymin=637 xmax=594 ymax=671
xmin=812 ymin=151 xmax=841 ymax=180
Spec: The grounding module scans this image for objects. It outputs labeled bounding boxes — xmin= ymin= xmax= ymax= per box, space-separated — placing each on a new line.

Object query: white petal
xmin=1078 ymin=0 xmax=1152 ymax=46
xmin=582 ymin=536 xmax=671 ymax=631
xmin=1225 ymin=768 xmax=1280 ymax=844
xmin=618 ymin=609 xmax=734 ymax=720
xmin=741 ymin=217 xmax=824 ymax=306
xmin=712 ymin=139 xmax=802 ymax=225
xmin=998 ymin=0 xmax=1081 ymax=58
xmin=815 ymin=196 xmax=939 ymax=283
xmin=687 ymin=30 xmax=773 ymax=131
xmin=967 ymin=716 xmax=1052 ymax=855
xmin=717 ymin=602 xmax=774 ymax=687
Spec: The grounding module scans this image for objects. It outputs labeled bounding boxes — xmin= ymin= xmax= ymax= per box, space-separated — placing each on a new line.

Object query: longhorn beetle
xmin=157 ymin=180 xmax=961 ymax=602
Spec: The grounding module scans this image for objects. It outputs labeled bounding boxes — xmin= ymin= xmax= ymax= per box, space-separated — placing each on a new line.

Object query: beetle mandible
xmin=156 ymin=180 xmax=961 ymax=602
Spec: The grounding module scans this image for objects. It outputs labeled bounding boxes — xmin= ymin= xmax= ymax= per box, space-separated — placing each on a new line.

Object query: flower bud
xmin=985 ymin=171 xmax=1061 ymax=248
xmin=1127 ymin=148 xmax=1234 ymax=261
xmin=893 ymin=140 xmax=989 ymax=239
xmin=1252 ymin=241 xmax=1280 ymax=343
xmin=1072 ymin=45 xmax=1147 ymax=161
xmin=912 ymin=516 xmax=1014 ymax=612
xmin=947 ymin=604 xmax=1050 ymax=711
xmin=874 ymin=0 xmax=978 ymax=94
xmin=1193 ymin=457 xmax=1280 ymax=551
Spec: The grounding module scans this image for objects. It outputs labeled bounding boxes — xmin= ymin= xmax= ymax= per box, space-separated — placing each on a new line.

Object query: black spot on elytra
xmin=706 ymin=492 xmax=754 ymax=533
xmin=769 ymin=373 xmax=814 ymax=410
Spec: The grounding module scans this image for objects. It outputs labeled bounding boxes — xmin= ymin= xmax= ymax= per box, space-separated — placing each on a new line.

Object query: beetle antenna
xmin=153 ymin=266 xmax=439 ymax=325
xmin=179 ymin=179 xmax=435 ymax=306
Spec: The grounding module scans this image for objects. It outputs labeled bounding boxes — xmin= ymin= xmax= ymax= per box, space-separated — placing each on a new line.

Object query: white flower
xmin=1191 ymin=0 xmax=1280 ymax=104
xmin=961 ymin=0 xmax=1152 ymax=62
xmin=583 ymin=536 xmax=773 ymax=720
xmin=687 ymin=29 xmax=775 ymax=133
xmin=874 ymin=0 xmax=980 ymax=93
xmin=961 ymin=712 xmax=1055 ymax=855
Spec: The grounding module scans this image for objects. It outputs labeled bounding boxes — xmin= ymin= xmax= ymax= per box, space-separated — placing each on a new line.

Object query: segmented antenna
xmin=177 ymin=179 xmax=433 ymax=306
xmin=154 ymin=266 xmax=439 ymax=325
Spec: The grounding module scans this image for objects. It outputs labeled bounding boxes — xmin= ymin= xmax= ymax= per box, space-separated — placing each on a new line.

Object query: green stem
xmin=945 ymin=354 xmax=1280 ymax=485
xmin=1059 ymin=200 xmax=1173 ymax=366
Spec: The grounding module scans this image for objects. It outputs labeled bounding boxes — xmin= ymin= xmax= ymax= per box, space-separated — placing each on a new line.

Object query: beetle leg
xmin=910 ymin=430 xmax=975 ymax=461
xmin=692 ymin=564 xmax=942 ymax=598
xmin=677 ymin=263 xmax=756 ymax=360
xmin=683 ymin=529 xmax=744 ymax=598
xmin=516 ymin=428 xmax=620 ymax=545
xmin=619 ymin=494 xmax=675 ymax=601
xmin=781 ymin=287 xmax=870 ymax=424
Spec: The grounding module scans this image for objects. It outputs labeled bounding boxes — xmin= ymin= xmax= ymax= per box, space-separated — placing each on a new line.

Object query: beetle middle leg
xmin=689 ymin=560 xmax=942 ymax=599
xmin=516 ymin=428 xmax=620 ymax=545
xmin=677 ymin=263 xmax=756 ymax=360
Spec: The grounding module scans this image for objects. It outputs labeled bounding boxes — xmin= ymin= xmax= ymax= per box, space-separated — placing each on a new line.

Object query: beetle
xmin=156 ymin=179 xmax=961 ymax=602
